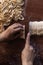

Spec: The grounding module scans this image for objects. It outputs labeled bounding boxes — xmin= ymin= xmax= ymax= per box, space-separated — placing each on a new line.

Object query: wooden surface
xmin=0 ymin=0 xmax=43 ymax=64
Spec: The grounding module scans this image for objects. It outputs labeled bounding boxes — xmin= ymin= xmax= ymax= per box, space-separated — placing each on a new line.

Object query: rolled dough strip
xmin=29 ymin=21 xmax=43 ymax=35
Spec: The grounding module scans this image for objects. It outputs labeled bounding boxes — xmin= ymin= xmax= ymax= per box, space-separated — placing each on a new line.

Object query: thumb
xmin=25 ymin=33 xmax=30 ymax=48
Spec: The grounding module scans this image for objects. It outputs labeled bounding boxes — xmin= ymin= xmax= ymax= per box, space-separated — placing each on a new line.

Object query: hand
xmin=21 ymin=33 xmax=34 ymax=65
xmin=1 ymin=23 xmax=23 ymax=41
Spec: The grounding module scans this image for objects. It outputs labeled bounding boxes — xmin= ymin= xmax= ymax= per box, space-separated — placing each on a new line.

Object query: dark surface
xmin=0 ymin=38 xmax=25 ymax=65
xmin=0 ymin=0 xmax=43 ymax=64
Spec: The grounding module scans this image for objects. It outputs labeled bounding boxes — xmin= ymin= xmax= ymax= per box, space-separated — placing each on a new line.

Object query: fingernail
xmin=27 ymin=33 xmax=30 ymax=37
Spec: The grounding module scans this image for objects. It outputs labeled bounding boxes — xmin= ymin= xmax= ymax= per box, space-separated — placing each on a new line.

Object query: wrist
xmin=0 ymin=31 xmax=8 ymax=42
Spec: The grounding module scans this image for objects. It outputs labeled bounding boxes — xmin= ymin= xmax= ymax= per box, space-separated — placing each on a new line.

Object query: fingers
xmin=13 ymin=32 xmax=22 ymax=39
xmin=13 ymin=27 xmax=23 ymax=33
xmin=26 ymin=33 xmax=30 ymax=45
xmin=10 ymin=23 xmax=23 ymax=29
xmin=7 ymin=23 xmax=23 ymax=34
xmin=11 ymin=23 xmax=23 ymax=34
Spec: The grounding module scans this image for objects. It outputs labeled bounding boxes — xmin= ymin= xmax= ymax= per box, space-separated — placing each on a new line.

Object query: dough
xmin=29 ymin=21 xmax=43 ymax=35
xmin=0 ymin=0 xmax=24 ymax=32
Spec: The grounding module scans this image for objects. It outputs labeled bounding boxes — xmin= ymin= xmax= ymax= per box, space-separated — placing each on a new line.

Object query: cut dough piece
xmin=29 ymin=21 xmax=43 ymax=35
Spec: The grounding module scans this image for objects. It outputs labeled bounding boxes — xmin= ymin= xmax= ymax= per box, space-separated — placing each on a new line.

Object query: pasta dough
xmin=0 ymin=0 xmax=24 ymax=33
xmin=29 ymin=21 xmax=43 ymax=35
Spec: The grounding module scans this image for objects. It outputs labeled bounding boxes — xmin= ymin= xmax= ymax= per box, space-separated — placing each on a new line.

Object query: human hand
xmin=1 ymin=23 xmax=23 ymax=41
xmin=21 ymin=33 xmax=34 ymax=65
